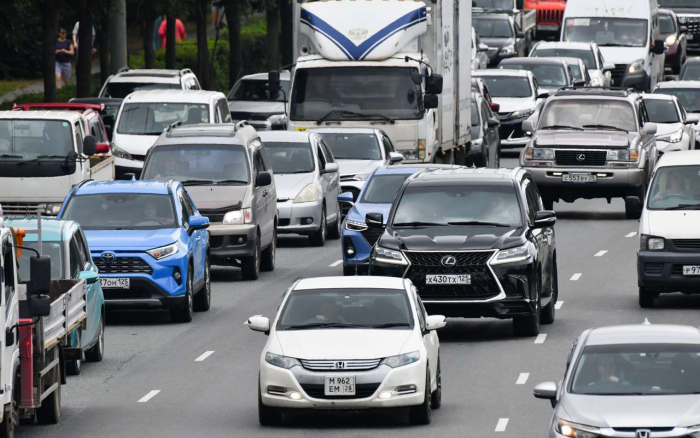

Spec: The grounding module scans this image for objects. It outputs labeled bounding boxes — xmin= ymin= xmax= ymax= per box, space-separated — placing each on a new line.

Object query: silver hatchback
xmin=535 ymin=323 xmax=700 ymax=437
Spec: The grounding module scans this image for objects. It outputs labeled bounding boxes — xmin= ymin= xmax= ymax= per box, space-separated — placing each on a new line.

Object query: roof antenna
xmin=643 ymin=318 xmax=651 ymax=325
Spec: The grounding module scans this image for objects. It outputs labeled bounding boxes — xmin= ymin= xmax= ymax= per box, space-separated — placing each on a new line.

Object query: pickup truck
xmin=0 ymin=110 xmax=114 ymax=217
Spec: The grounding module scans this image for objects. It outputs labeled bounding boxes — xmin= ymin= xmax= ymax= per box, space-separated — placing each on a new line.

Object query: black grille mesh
xmin=555 ymin=150 xmax=606 ymax=166
xmin=672 ymin=240 xmax=700 ymax=251
xmin=360 ymin=227 xmax=384 ymax=247
xmin=644 ymin=263 xmax=663 ymax=275
xmin=94 ymin=257 xmax=153 ymax=275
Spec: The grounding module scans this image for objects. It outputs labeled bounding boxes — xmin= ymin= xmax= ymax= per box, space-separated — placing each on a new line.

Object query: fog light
xmin=378 ymin=391 xmax=393 ymax=400
xmin=173 ymin=268 xmax=182 ymax=285
xmin=288 ymin=392 xmax=302 ymax=400
xmin=304 ymin=218 xmax=313 ymax=225
xmin=237 ymin=237 xmax=244 ymax=244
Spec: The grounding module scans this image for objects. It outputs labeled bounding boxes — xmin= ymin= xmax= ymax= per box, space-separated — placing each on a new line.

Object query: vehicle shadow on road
xmin=651 ymin=294 xmax=700 ymax=309
xmin=553 ymin=210 xmax=628 ymax=221
xmin=437 ymin=318 xmax=519 ymax=343
xmin=276 ymin=409 xmax=415 ymax=429
xmin=277 ymin=235 xmax=313 ymax=248
xmin=105 ymin=309 xmax=174 ymax=326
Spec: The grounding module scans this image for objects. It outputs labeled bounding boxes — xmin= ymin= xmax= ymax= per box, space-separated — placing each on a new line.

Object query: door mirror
xmin=365 ymin=212 xmax=384 ymax=229
xmin=573 ymin=79 xmax=586 ymax=87
xmin=245 ymin=315 xmax=270 ymax=333
xmin=533 ymin=210 xmax=556 ymax=228
xmin=28 ymin=294 xmax=51 ymax=318
xmin=411 ymin=70 xmax=423 ymax=85
xmin=188 ymin=215 xmax=210 ymax=232
xmin=490 ymin=102 xmax=500 ymax=112
xmin=686 ymin=114 xmax=700 ymax=124
xmin=423 ymin=94 xmax=439 ymax=110
xmin=29 ymin=256 xmax=51 ymax=296
xmin=487 ymin=118 xmax=500 ymax=128
xmin=78 ymin=270 xmax=99 ymax=285
xmin=425 ymin=315 xmax=446 ymax=331
xmin=82 ymin=135 xmax=97 ymax=156
xmin=602 ymin=62 xmax=616 ymax=71
xmin=516 ymin=31 xmax=525 ymax=38
xmin=533 ymin=381 xmax=557 ymax=408
xmin=255 ymin=171 xmax=272 ymax=187
xmin=522 ymin=120 xmax=535 ymax=135
xmin=426 ymin=74 xmax=443 ymax=94
xmin=478 ymin=42 xmax=490 ymax=52
xmin=337 ymin=192 xmax=354 ymax=205
xmin=537 ymin=89 xmax=550 ymax=100
xmin=96 ymin=142 xmax=110 ymax=154
xmin=653 ymin=39 xmax=666 ymax=55
xmin=268 ymin=70 xmax=281 ymax=98
xmin=642 ymin=122 xmax=658 ymax=135
xmin=664 ymin=75 xmax=677 ymax=82
xmin=322 ymin=162 xmax=339 ymax=174
xmin=388 ymin=152 xmax=404 ymax=164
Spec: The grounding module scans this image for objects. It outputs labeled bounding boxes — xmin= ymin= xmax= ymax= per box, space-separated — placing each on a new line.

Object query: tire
xmin=327 ymin=205 xmax=341 ymax=240
xmin=625 ymin=199 xmax=643 ymax=220
xmin=309 ymin=208 xmax=327 ymax=247
xmin=0 ymin=378 xmax=17 ymax=438
xmin=194 ymin=256 xmax=211 ymax=312
xmin=170 ymin=265 xmax=194 ymax=323
xmin=65 ymin=331 xmax=81 ymax=376
xmin=430 ymin=359 xmax=442 ymax=410
xmin=343 ymin=265 xmax=356 ymax=276
xmin=409 ymin=370 xmax=432 ymax=425
xmin=36 ymin=377 xmax=60 ymax=425
xmin=639 ymin=286 xmax=656 ymax=308
xmin=513 ymin=282 xmax=541 ymax=337
xmin=85 ymin=315 xmax=104 ymax=362
xmin=261 ymin=229 xmax=276 ymax=272
xmin=542 ymin=196 xmax=554 ymax=211
xmin=241 ymin=238 xmax=261 ymax=280
xmin=258 ymin=380 xmax=282 ymax=426
xmin=541 ymin=262 xmax=557 ymax=325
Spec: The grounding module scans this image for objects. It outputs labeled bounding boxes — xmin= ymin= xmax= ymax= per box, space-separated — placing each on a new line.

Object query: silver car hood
xmin=274 ymin=172 xmax=314 ymax=200
xmin=562 ymin=393 xmax=700 ymax=429
xmin=338 ymin=159 xmax=383 ymax=177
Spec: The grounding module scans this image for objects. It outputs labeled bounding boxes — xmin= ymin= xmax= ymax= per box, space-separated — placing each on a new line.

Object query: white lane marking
xmin=516 ymin=373 xmax=530 ymax=385
xmin=555 ymin=301 xmax=564 ymax=310
xmin=495 ymin=418 xmax=509 ymax=432
xmin=138 ymin=390 xmax=161 ymax=403
xmin=535 ymin=334 xmax=547 ymax=344
xmin=594 ymin=250 xmax=608 ymax=257
xmin=570 ymin=273 xmax=582 ymax=281
xmin=329 ymin=260 xmax=343 ymax=267
xmin=195 ymin=351 xmax=215 ymax=362
xmin=626 ymin=232 xmax=638 ymax=238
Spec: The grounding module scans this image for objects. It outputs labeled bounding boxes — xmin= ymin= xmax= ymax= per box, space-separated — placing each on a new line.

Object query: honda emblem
xmin=636 ymin=430 xmax=651 ymax=438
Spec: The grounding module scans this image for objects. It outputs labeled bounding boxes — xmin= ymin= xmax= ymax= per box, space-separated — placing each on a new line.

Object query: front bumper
xmin=207 ymin=223 xmax=258 ymax=263
xmin=341 ymin=225 xmax=379 ymax=271
xmin=499 ymin=117 xmax=530 ymax=148
xmin=638 ymin=250 xmax=700 ymax=293
xmin=525 ymin=165 xmax=646 ymax=202
xmin=621 ymin=69 xmax=650 ymax=92
xmin=114 ymin=156 xmax=144 ymax=178
xmin=277 ymin=200 xmax=322 ymax=235
xmin=260 ymin=358 xmax=426 ymax=410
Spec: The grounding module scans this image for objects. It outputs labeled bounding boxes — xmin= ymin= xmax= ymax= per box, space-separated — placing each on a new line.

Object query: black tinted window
xmin=104 ymin=82 xmax=179 ymax=98
xmin=265 ymin=141 xmax=315 ymax=174
xmin=142 ymin=145 xmax=250 ymax=184
xmin=479 ymin=77 xmax=532 ymax=98
xmin=360 ymin=174 xmax=412 ymax=204
xmin=317 ymin=133 xmax=382 ymax=160
xmin=644 ymin=100 xmax=680 ymax=124
xmin=474 ymin=18 xmax=513 ymax=38
xmin=532 ymin=48 xmax=596 ymax=70
xmin=63 ymin=193 xmax=177 ymax=230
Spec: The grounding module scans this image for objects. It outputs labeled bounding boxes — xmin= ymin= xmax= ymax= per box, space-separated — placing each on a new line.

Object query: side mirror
xmin=487 ymin=118 xmax=500 ymax=128
xmin=96 ymin=142 xmax=110 ymax=154
xmin=490 ymin=102 xmax=500 ymax=112
xmin=643 ymin=122 xmax=658 ymax=135
xmin=322 ymin=162 xmax=339 ymax=174
xmin=245 ymin=315 xmax=270 ymax=333
xmin=533 ymin=210 xmax=556 ymax=228
xmin=425 ymin=315 xmax=447 ymax=331
xmin=82 ymin=135 xmax=97 ymax=156
xmin=423 ymin=94 xmax=439 ymax=110
xmin=572 ymin=79 xmax=586 ymax=87
xmin=602 ymin=62 xmax=616 ymax=71
xmin=255 ymin=171 xmax=272 ymax=187
xmin=653 ymin=39 xmax=666 ymax=55
xmin=268 ymin=70 xmax=281 ymax=97
xmin=388 ymin=152 xmax=404 ymax=164
xmin=78 ymin=270 xmax=99 ymax=285
xmin=626 ymin=196 xmax=642 ymax=213
xmin=337 ymin=192 xmax=354 ymax=205
xmin=28 ymin=294 xmax=51 ymax=318
xmin=29 ymin=256 xmax=51 ymax=296
xmin=664 ymin=75 xmax=677 ymax=82
xmin=533 ymin=381 xmax=558 ymax=408
xmin=537 ymin=89 xmax=550 ymax=100
xmin=478 ymin=42 xmax=490 ymax=52
xmin=516 ymin=31 xmax=525 ymax=38
xmin=522 ymin=120 xmax=535 ymax=134
xmin=426 ymin=74 xmax=444 ymax=94
xmin=188 ymin=215 xmax=210 ymax=232
xmin=686 ymin=114 xmax=700 ymax=124
xmin=365 ymin=212 xmax=384 ymax=229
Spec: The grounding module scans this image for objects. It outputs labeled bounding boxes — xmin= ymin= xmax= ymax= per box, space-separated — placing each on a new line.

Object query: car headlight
xmin=512 ymin=108 xmax=535 ymax=119
xmin=373 ymin=246 xmax=408 ymax=265
xmin=41 ymin=203 xmax=62 ymax=216
xmin=524 ymin=148 xmax=554 ymax=161
xmin=640 ymin=234 xmax=665 ymax=251
xmin=223 ymin=208 xmax=252 ymax=225
xmin=666 ymin=34 xmax=677 ymax=46
xmin=491 ymin=243 xmax=531 ymax=265
xmin=471 ymin=138 xmax=484 ymax=151
xmin=657 ymin=128 xmax=683 ymax=144
xmin=146 ymin=241 xmax=179 ymax=260
xmin=345 ymin=219 xmax=368 ymax=231
xmin=381 ymin=351 xmax=420 ymax=368
xmin=500 ymin=44 xmax=516 ymax=56
xmin=554 ymin=418 xmax=601 ymax=438
xmin=628 ymin=58 xmax=645 ymax=74
xmin=607 ymin=149 xmax=638 ymax=161
xmin=111 ymin=144 xmax=132 ymax=160
xmin=294 ymin=183 xmax=319 ymax=203
xmin=265 ymin=352 xmax=300 ymax=369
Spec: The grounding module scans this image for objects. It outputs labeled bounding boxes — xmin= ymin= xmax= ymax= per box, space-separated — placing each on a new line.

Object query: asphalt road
xmin=18 ymin=151 xmax=700 ymax=438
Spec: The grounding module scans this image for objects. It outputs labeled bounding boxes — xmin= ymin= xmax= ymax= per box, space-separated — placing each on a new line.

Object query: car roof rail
xmin=166 ymin=121 xmax=183 ymax=132
xmin=117 ymin=66 xmax=130 ymax=74
xmin=235 ymin=120 xmax=248 ymax=131
xmin=473 ymin=7 xmax=514 ymax=15
xmin=167 ymin=179 xmax=175 ymax=195
xmin=179 ymin=68 xmax=193 ymax=76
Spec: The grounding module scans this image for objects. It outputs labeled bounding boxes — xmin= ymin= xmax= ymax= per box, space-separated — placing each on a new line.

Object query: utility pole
xmin=109 ymin=0 xmax=128 ymax=73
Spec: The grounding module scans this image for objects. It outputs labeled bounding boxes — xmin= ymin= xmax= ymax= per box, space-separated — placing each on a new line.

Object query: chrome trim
xmin=300 ymin=358 xmax=382 ymax=371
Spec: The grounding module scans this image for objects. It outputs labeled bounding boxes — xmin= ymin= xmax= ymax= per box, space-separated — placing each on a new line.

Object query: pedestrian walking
xmin=72 ymin=21 xmax=97 ymax=55
xmin=158 ymin=17 xmax=187 ymax=49
xmin=55 ymin=27 xmax=75 ymax=89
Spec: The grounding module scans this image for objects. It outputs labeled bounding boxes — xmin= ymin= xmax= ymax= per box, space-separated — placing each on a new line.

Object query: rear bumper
xmin=525 ymin=166 xmax=646 ymax=201
xmin=638 ymin=250 xmax=700 ymax=293
xmin=102 ymin=277 xmax=186 ymax=308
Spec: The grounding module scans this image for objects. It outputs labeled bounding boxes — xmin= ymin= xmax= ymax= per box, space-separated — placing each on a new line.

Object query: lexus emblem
xmin=335 ymin=361 xmax=346 ymax=369
xmin=101 ymin=252 xmax=116 ymax=263
xmin=441 ymin=256 xmax=457 ymax=267
xmin=636 ymin=430 xmax=651 ymax=438
xmin=576 ymin=154 xmax=586 ymax=162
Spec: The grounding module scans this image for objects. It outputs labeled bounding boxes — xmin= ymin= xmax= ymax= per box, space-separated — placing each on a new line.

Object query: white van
xmin=561 ymin=0 xmax=665 ymax=92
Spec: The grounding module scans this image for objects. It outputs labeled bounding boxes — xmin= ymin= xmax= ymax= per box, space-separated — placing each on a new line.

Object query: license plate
xmin=99 ymin=278 xmax=130 ymax=289
xmin=324 ymin=376 xmax=355 ymax=396
xmin=683 ymin=266 xmax=700 ymax=275
xmin=562 ymin=173 xmax=597 ymax=184
xmin=537 ymin=24 xmax=559 ymax=31
xmin=426 ymin=274 xmax=471 ymax=285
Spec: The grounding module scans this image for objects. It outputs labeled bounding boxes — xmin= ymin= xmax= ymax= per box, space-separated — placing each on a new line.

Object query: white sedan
xmin=246 ymin=276 xmax=446 ymax=426
xmin=643 ymin=94 xmax=699 ymax=171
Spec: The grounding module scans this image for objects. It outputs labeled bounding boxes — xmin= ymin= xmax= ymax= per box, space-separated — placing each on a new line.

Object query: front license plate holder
xmin=426 ymin=274 xmax=471 ymax=285
xmin=100 ymin=278 xmax=130 ymax=289
xmin=325 ymin=376 xmax=356 ymax=396
xmin=562 ymin=173 xmax=597 ymax=184
xmin=683 ymin=266 xmax=700 ymax=276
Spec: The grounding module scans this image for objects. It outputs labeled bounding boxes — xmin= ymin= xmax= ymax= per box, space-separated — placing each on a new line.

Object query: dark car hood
xmin=534 ymin=130 xmax=632 ymax=149
xmin=380 ymin=225 xmax=525 ymax=251
xmin=481 ymin=37 xmax=513 ymax=50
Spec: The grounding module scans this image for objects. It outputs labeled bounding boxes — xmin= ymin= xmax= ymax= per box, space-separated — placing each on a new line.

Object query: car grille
xmin=300 ymin=359 xmax=382 ymax=371
xmin=679 ymin=15 xmax=700 ymax=49
xmin=672 ymin=265 xmax=685 ymax=275
xmin=210 ymin=236 xmax=224 ymax=248
xmin=1 ymin=202 xmax=45 ymax=216
xmin=555 ymin=150 xmax=607 ymax=166
xmin=672 ymin=239 xmax=700 ymax=251
xmin=230 ymin=111 xmax=274 ymax=121
xmin=610 ymin=64 xmax=627 ymax=86
xmin=536 ymin=8 xmax=563 ymax=24
xmin=644 ymin=263 xmax=664 ymax=275
xmin=93 ymin=257 xmax=153 ymax=275
xmin=361 ymin=227 xmax=384 ymax=247
xmin=199 ymin=207 xmax=236 ymax=224
xmin=300 ymin=383 xmax=381 ymax=400
xmin=404 ymin=251 xmax=500 ymax=299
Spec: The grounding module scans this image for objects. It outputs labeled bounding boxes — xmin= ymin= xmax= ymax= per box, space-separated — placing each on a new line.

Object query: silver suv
xmin=520 ymin=88 xmax=658 ymax=219
xmin=98 ymin=68 xmax=201 ymax=98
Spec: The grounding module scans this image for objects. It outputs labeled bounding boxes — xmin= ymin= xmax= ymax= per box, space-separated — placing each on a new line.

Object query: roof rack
xmin=165 ymin=121 xmax=183 ymax=132
xmin=473 ymin=7 xmax=515 ymax=15
xmin=117 ymin=66 xmax=130 ymax=74
xmin=553 ymin=86 xmax=635 ymax=97
xmin=179 ymin=68 xmax=193 ymax=77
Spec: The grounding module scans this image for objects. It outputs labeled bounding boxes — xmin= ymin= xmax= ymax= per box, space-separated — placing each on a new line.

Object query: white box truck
xmin=284 ymin=0 xmax=472 ymax=164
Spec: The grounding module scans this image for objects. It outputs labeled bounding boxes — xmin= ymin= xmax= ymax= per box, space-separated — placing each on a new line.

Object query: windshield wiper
xmin=666 ymin=203 xmax=700 ymax=210
xmin=582 ymin=124 xmax=629 ymax=133
xmin=597 ymin=43 xmax=638 ymax=47
xmin=392 ymin=221 xmax=447 ymax=227
xmin=316 ymin=109 xmax=395 ymax=125
xmin=17 ymin=155 xmax=67 ymax=165
xmin=447 ymin=221 xmax=511 ymax=227
xmin=114 ymin=227 xmax=134 ymax=230
xmin=285 ymin=322 xmax=369 ymax=330
xmin=0 ymin=154 xmax=22 ymax=159
xmin=180 ymin=179 xmax=247 ymax=186
xmin=540 ymin=125 xmax=584 ymax=131
xmin=368 ymin=323 xmax=410 ymax=328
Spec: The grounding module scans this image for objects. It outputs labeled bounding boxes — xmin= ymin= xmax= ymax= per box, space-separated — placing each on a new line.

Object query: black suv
xmin=368 ymin=168 xmax=558 ymax=336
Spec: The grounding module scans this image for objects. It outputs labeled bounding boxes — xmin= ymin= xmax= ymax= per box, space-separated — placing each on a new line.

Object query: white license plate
xmin=562 ymin=173 xmax=597 ymax=184
xmin=99 ymin=278 xmax=130 ymax=289
xmin=324 ymin=376 xmax=355 ymax=396
xmin=683 ymin=266 xmax=700 ymax=275
xmin=426 ymin=274 xmax=471 ymax=285
xmin=537 ymin=24 xmax=559 ymax=31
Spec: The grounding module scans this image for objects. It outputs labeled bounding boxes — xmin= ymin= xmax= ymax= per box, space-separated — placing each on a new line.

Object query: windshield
xmin=501 ymin=64 xmax=568 ymax=87
xmin=532 ymin=48 xmax=596 ymax=70
xmin=571 ymin=344 xmax=700 ymax=396
xmin=479 ymin=76 xmax=532 ymax=98
xmin=317 ymin=133 xmax=382 ymax=160
xmin=104 ymin=82 xmax=180 ymax=99
xmin=647 ymin=165 xmax=700 ymax=210
xmin=17 ymin=241 xmax=63 ymax=281
xmin=644 ymin=100 xmax=680 ymax=124
xmin=563 ymin=17 xmax=648 ymax=48
xmin=290 ymin=67 xmax=422 ymax=121
xmin=659 ymin=0 xmax=698 ymax=7
xmin=539 ymin=99 xmax=637 ymax=132
xmin=62 ymin=193 xmax=177 ymax=230
xmin=393 ymin=185 xmax=522 ymax=227
xmin=360 ymin=173 xmax=412 ymax=204
xmin=228 ymin=79 xmax=290 ymax=102
xmin=474 ymin=18 xmax=513 ymax=38
xmin=0 ymin=120 xmax=73 ymax=160
xmin=654 ymin=88 xmax=700 ymax=113
xmin=472 ymin=0 xmax=512 ymax=8
xmin=264 ymin=141 xmax=315 ymax=174
xmin=659 ymin=14 xmax=677 ymax=35
xmin=278 ymin=288 xmax=413 ymax=330
xmin=117 ymin=103 xmax=210 ymax=135
xmin=141 ymin=145 xmax=250 ymax=183
xmin=681 ymin=66 xmax=700 ymax=81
